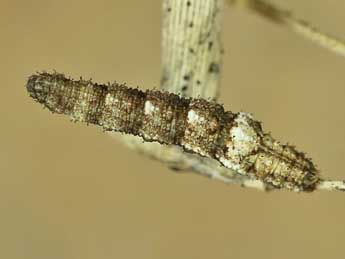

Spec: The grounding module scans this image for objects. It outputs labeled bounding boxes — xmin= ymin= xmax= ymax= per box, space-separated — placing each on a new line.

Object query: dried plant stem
xmin=228 ymin=0 xmax=345 ymax=57
xmin=161 ymin=0 xmax=223 ymax=99
xmin=111 ymin=0 xmax=268 ymax=191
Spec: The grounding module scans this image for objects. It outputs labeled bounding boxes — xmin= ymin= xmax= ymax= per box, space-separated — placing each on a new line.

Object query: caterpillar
xmin=26 ymin=72 xmax=320 ymax=191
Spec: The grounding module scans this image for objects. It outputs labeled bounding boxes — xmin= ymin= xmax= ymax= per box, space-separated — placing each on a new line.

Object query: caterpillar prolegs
xmin=26 ymin=72 xmax=320 ymax=191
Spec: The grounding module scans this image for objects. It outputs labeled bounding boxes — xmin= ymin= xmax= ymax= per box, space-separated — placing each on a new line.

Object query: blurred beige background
xmin=1 ymin=1 xmax=345 ymax=258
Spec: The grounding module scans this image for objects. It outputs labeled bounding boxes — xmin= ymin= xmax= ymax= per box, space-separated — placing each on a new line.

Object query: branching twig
xmin=110 ymin=0 xmax=267 ymax=191
xmin=228 ymin=0 xmax=345 ymax=57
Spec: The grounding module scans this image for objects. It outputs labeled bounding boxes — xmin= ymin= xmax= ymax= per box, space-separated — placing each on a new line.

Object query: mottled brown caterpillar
xmin=26 ymin=72 xmax=320 ymax=191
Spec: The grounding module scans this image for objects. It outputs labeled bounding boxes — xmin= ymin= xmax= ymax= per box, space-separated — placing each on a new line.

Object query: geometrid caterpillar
xmin=26 ymin=72 xmax=320 ymax=192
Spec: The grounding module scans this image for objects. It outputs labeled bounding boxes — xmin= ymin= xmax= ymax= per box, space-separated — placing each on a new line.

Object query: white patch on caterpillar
xmin=187 ymin=109 xmax=205 ymax=124
xmin=228 ymin=112 xmax=259 ymax=157
xmin=216 ymin=112 xmax=260 ymax=171
xmin=105 ymin=93 xmax=118 ymax=106
xmin=144 ymin=100 xmax=159 ymax=115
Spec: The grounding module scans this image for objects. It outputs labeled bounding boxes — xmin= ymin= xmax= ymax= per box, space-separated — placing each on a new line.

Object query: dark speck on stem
xmin=209 ymin=62 xmax=220 ymax=73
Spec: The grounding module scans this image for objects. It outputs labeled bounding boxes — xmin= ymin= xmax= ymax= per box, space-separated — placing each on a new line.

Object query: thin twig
xmin=120 ymin=134 xmax=268 ymax=191
xmin=228 ymin=0 xmax=345 ymax=57
xmin=317 ymin=180 xmax=345 ymax=192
